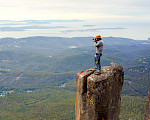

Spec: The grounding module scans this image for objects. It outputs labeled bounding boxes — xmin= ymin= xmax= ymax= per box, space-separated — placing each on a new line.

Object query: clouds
xmin=0 ymin=20 xmax=83 ymax=31
xmin=0 ymin=19 xmax=129 ymax=39
xmin=83 ymin=25 xmax=96 ymax=27
xmin=0 ymin=0 xmax=150 ymax=20
xmin=0 ymin=20 xmax=126 ymax=32
xmin=0 ymin=26 xmax=67 ymax=32
xmin=0 ymin=19 xmax=83 ymax=25
xmin=0 ymin=0 xmax=149 ymax=39
xmin=62 ymin=27 xmax=126 ymax=33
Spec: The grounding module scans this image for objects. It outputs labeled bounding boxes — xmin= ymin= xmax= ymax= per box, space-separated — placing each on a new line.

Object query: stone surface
xmin=75 ymin=65 xmax=124 ymax=120
xmin=143 ymin=88 xmax=150 ymax=120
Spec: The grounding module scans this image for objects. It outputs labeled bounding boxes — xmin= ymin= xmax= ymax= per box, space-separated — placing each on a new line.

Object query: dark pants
xmin=95 ymin=53 xmax=101 ymax=70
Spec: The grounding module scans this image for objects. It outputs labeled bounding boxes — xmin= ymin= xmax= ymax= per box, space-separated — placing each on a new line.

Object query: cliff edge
xmin=75 ymin=65 xmax=124 ymax=120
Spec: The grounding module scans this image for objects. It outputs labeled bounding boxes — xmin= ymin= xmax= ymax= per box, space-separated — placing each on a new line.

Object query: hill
xmin=0 ymin=88 xmax=147 ymax=120
xmin=0 ymin=36 xmax=149 ymax=119
xmin=0 ymin=36 xmax=149 ymax=55
xmin=0 ymin=36 xmax=150 ymax=96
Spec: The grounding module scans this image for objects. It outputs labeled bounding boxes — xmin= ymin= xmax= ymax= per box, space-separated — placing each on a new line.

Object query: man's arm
xmin=94 ymin=41 xmax=100 ymax=47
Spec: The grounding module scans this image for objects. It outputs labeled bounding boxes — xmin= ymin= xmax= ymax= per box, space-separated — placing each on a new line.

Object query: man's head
xmin=93 ymin=35 xmax=102 ymax=41
xmin=95 ymin=35 xmax=101 ymax=40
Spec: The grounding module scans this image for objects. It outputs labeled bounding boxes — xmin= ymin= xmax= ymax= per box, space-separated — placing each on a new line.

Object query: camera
xmin=93 ymin=38 xmax=101 ymax=41
xmin=93 ymin=38 xmax=97 ymax=41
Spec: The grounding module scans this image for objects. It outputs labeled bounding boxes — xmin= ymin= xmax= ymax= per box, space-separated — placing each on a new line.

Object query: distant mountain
xmin=0 ymin=37 xmax=94 ymax=54
xmin=0 ymin=41 xmax=150 ymax=72
xmin=0 ymin=36 xmax=149 ymax=55
xmin=0 ymin=51 xmax=112 ymax=72
xmin=0 ymin=36 xmax=149 ymax=120
xmin=0 ymin=36 xmax=150 ymax=96
xmin=0 ymin=70 xmax=76 ymax=90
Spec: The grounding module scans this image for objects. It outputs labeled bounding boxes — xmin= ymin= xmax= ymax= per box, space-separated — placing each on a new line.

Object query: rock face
xmin=143 ymin=88 xmax=150 ymax=120
xmin=75 ymin=65 xmax=124 ymax=120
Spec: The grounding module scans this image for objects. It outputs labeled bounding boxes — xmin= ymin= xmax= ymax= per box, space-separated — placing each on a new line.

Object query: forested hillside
xmin=0 ymin=36 xmax=149 ymax=119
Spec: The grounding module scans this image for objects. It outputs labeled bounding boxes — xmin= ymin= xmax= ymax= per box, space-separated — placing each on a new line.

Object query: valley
xmin=0 ymin=36 xmax=149 ymax=119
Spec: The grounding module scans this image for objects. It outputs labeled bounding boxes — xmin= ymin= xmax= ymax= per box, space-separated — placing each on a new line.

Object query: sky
xmin=0 ymin=0 xmax=150 ymax=40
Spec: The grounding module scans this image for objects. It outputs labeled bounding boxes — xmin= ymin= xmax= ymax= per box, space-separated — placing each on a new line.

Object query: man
xmin=94 ymin=35 xmax=103 ymax=73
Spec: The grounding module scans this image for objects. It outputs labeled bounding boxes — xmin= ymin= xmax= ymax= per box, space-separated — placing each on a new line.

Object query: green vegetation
xmin=122 ymin=65 xmax=150 ymax=96
xmin=120 ymin=96 xmax=147 ymax=120
xmin=0 ymin=36 xmax=149 ymax=119
xmin=0 ymin=71 xmax=76 ymax=91
xmin=0 ymin=88 xmax=76 ymax=120
xmin=0 ymin=89 xmax=147 ymax=120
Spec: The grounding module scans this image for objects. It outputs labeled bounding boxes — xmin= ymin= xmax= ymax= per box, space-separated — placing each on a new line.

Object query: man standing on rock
xmin=93 ymin=35 xmax=103 ymax=73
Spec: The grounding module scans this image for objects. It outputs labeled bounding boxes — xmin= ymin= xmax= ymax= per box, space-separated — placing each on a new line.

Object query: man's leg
xmin=95 ymin=54 xmax=98 ymax=69
xmin=96 ymin=54 xmax=101 ymax=70
xmin=94 ymin=55 xmax=101 ymax=74
xmin=95 ymin=54 xmax=101 ymax=71
xmin=98 ymin=55 xmax=101 ymax=70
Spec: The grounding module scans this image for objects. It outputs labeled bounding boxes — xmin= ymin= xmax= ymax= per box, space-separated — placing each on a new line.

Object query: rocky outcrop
xmin=75 ymin=65 xmax=124 ymax=120
xmin=143 ymin=88 xmax=150 ymax=120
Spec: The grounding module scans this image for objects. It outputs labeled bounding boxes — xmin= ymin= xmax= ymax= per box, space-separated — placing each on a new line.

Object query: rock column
xmin=75 ymin=65 xmax=124 ymax=120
